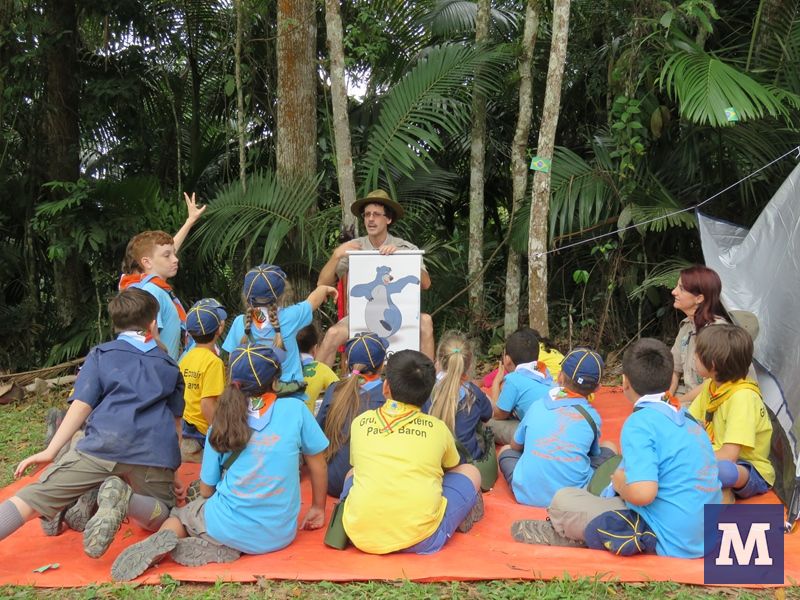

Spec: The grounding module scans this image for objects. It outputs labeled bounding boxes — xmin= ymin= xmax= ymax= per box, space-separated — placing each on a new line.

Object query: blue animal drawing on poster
xmin=350 ymin=265 xmax=419 ymax=338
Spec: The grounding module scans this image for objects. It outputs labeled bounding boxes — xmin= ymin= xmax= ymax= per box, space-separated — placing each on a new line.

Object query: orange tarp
xmin=0 ymin=387 xmax=795 ymax=588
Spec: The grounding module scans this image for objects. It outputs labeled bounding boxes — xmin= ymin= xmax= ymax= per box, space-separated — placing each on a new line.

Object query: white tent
xmin=698 ymin=162 xmax=800 ymax=525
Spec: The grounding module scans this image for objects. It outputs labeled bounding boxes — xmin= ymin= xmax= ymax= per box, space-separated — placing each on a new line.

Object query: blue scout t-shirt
xmin=221 ymin=301 xmax=312 ymax=384
xmin=423 ymin=381 xmax=493 ymax=461
xmin=71 ymin=333 xmax=184 ymax=470
xmin=621 ymin=395 xmax=722 ymax=558
xmin=200 ymin=395 xmax=329 ymax=554
xmin=316 ymin=378 xmax=386 ymax=497
xmin=496 ymin=364 xmax=554 ymax=420
xmin=132 ymin=280 xmax=184 ymax=361
xmin=511 ymin=390 xmax=600 ymax=507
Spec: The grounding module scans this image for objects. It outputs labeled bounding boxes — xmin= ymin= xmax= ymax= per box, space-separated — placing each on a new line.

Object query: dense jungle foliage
xmin=1 ymin=0 xmax=799 ymax=371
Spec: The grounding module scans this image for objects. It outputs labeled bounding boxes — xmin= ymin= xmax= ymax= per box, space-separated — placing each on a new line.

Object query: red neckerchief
xmin=119 ymin=273 xmax=187 ymax=322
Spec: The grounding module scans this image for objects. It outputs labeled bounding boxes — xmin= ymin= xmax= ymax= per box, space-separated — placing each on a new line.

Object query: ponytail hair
xmin=323 ymin=363 xmax=376 ymax=461
xmin=209 ymin=383 xmax=252 ymax=453
xmin=430 ymin=331 xmax=474 ymax=434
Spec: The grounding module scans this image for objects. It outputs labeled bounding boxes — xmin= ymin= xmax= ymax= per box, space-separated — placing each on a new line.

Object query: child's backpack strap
xmin=573 ymin=404 xmax=598 ymax=443
xmin=222 ymin=449 xmax=243 ymax=473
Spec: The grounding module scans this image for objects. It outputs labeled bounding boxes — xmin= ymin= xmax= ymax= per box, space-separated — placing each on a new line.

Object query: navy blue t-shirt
xmin=423 ymin=381 xmax=493 ymax=461
xmin=316 ymin=378 xmax=385 ymax=497
xmin=71 ymin=334 xmax=185 ymax=470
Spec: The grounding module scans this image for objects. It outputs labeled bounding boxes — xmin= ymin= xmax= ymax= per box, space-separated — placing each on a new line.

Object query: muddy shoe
xmin=185 ymin=479 xmax=202 ymax=504
xmin=170 ymin=537 xmax=241 ymax=567
xmin=511 ymin=519 xmax=585 ymax=547
xmin=64 ymin=487 xmax=99 ymax=532
xmin=40 ymin=509 xmax=67 ymax=536
xmin=111 ymin=529 xmax=178 ymax=582
xmin=457 ymin=491 xmax=484 ymax=533
xmin=44 ymin=408 xmax=66 ymax=446
xmin=83 ymin=476 xmax=132 ymax=558
xmin=180 ymin=438 xmax=203 ymax=463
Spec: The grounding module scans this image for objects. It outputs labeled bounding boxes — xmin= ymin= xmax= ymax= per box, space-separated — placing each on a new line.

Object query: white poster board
xmin=347 ymin=251 xmax=423 ymax=353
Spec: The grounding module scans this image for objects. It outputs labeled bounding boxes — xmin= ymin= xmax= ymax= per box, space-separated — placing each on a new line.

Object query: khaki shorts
xmin=547 ymin=486 xmax=627 ymax=541
xmin=170 ymin=497 xmax=236 ymax=551
xmin=16 ymin=449 xmax=175 ymax=519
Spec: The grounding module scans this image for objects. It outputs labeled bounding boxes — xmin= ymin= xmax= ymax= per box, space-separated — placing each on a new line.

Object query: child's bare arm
xmin=200 ymin=395 xmax=218 ymax=425
xmin=715 ymin=443 xmax=742 ymax=462
xmin=173 ymin=192 xmax=206 ymax=252
xmin=300 ymin=451 xmax=327 ymax=530
xmin=611 ymin=468 xmax=658 ymax=506
xmin=306 ymin=285 xmax=338 ymax=311
xmin=199 ymin=482 xmax=216 ymax=498
xmin=14 ymin=400 xmax=92 ymax=478
xmin=509 ymin=439 xmax=523 ymax=452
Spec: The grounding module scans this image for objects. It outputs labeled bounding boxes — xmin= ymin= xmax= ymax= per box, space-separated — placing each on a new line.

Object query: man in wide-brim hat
xmin=316 ymin=189 xmax=434 ymax=364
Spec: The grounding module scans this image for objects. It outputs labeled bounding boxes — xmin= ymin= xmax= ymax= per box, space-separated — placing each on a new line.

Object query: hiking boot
xmin=83 ymin=476 xmax=132 ymax=558
xmin=457 ymin=491 xmax=484 ymax=533
xmin=170 ymin=537 xmax=241 ymax=567
xmin=64 ymin=487 xmax=99 ymax=532
xmin=44 ymin=408 xmax=66 ymax=446
xmin=185 ymin=479 xmax=202 ymax=505
xmin=511 ymin=519 xmax=585 ymax=547
xmin=111 ymin=529 xmax=178 ymax=582
xmin=40 ymin=509 xmax=66 ymax=536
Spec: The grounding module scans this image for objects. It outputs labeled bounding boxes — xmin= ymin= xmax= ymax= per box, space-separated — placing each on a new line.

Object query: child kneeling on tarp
xmin=512 ymin=338 xmax=722 ymax=558
xmin=690 ymin=324 xmax=774 ymax=501
xmin=339 ymin=350 xmax=483 ymax=554
xmin=111 ymin=343 xmax=329 ymax=581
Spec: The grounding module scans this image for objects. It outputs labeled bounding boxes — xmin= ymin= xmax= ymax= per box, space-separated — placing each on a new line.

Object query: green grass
xmin=0 ymin=393 xmax=795 ymax=598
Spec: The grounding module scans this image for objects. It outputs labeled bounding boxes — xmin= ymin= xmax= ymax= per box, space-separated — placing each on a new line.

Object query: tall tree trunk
xmin=467 ymin=0 xmax=491 ymax=338
xmin=235 ymin=0 xmax=247 ymax=192
xmin=276 ymin=0 xmax=317 ymax=185
xmin=43 ymin=0 xmax=82 ymax=327
xmin=324 ymin=0 xmax=357 ymax=233
xmin=528 ymin=0 xmax=571 ymax=336
xmin=504 ymin=0 xmax=540 ymax=336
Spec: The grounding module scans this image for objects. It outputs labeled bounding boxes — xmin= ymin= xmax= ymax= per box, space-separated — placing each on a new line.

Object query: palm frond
xmin=192 ymin=171 xmax=321 ymax=265
xmin=358 ymin=43 xmax=510 ymax=191
xmin=627 ymin=258 xmax=692 ymax=301
xmin=659 ymin=47 xmax=799 ymax=126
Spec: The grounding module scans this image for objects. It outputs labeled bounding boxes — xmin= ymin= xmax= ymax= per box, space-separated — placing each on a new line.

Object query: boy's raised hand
xmin=183 ymin=192 xmax=207 ymax=223
xmin=300 ymin=505 xmax=325 ymax=530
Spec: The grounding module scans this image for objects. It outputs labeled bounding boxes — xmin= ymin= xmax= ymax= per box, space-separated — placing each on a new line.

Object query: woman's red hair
xmin=679 ymin=265 xmax=729 ymax=330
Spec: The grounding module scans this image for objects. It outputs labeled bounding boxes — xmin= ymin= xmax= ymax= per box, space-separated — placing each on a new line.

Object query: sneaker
xmin=44 ymin=408 xmax=66 ymax=446
xmin=111 ymin=529 xmax=178 ymax=582
xmin=64 ymin=488 xmax=99 ymax=532
xmin=40 ymin=509 xmax=66 ymax=536
xmin=511 ymin=519 xmax=585 ymax=547
xmin=185 ymin=479 xmax=201 ymax=505
xmin=170 ymin=537 xmax=240 ymax=567
xmin=457 ymin=491 xmax=485 ymax=533
xmin=83 ymin=476 xmax=132 ymax=558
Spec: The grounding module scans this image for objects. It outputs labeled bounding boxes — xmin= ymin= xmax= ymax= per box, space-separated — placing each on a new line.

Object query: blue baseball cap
xmin=229 ymin=344 xmax=285 ymax=396
xmin=561 ymin=348 xmax=604 ymax=386
xmin=186 ymin=298 xmax=227 ymax=336
xmin=584 ymin=509 xmax=658 ymax=556
xmin=345 ymin=332 xmax=389 ymax=370
xmin=243 ymin=264 xmax=286 ymax=306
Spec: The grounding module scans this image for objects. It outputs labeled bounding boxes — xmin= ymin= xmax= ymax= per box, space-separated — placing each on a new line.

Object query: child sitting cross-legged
xmin=689 ymin=324 xmax=774 ymax=502
xmin=487 ymin=328 xmax=555 ymax=445
xmin=298 ymin=323 xmax=339 ymax=415
xmin=317 ymin=332 xmax=389 ymax=497
xmin=340 ymin=350 xmax=483 ymax=554
xmin=497 ymin=348 xmax=616 ymax=507
xmin=512 ymin=338 xmax=722 ymax=558
xmin=111 ymin=343 xmax=329 ymax=581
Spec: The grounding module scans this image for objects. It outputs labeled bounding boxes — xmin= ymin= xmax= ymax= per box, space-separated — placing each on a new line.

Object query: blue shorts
xmin=339 ymin=472 xmax=477 ymax=555
xmin=182 ymin=420 xmax=206 ymax=447
xmin=735 ymin=460 xmax=771 ymax=499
